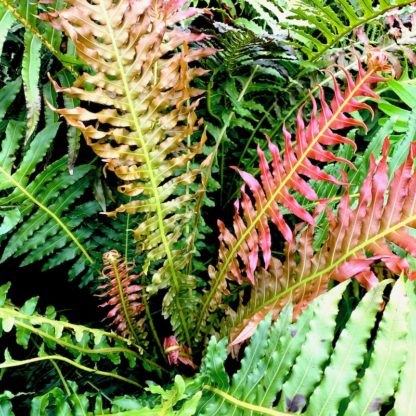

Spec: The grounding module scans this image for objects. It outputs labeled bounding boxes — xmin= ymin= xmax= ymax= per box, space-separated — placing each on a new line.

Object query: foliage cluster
xmin=1 ymin=0 xmax=416 ymax=414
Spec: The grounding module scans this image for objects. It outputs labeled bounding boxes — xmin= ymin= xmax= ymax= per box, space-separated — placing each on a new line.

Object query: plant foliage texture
xmin=224 ymin=138 xmax=416 ymax=345
xmin=42 ymin=0 xmax=216 ymax=346
xmin=198 ymin=53 xmax=397 ymax=340
xmin=1 ymin=0 xmax=416 ymax=414
xmin=196 ymin=277 xmax=415 ymax=416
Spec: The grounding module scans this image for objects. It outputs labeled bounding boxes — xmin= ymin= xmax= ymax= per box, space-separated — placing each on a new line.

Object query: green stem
xmin=50 ymin=359 xmax=71 ymax=396
xmin=0 ymin=307 xmax=135 ymax=346
xmin=86 ymin=381 xmax=112 ymax=403
xmin=0 ymin=166 xmax=93 ymax=264
xmin=143 ymin=294 xmax=166 ymax=362
xmin=303 ymin=0 xmax=415 ymax=67
xmin=122 ymin=199 xmax=164 ymax=362
xmin=186 ymin=67 xmax=258 ymax=278
xmin=0 ymin=355 xmax=142 ymax=388
xmin=7 ymin=317 xmax=164 ymax=371
xmin=203 ymin=385 xmax=290 ymax=416
xmin=124 ymin=204 xmax=131 ymax=262
xmin=101 ymin=1 xmax=190 ymax=345
xmin=234 ymin=104 xmax=273 ymax=174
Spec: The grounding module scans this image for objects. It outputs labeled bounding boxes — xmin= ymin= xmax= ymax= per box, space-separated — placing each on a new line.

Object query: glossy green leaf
xmin=346 ymin=278 xmax=409 ymax=415
xmin=0 ymin=208 xmax=21 ymax=236
xmin=0 ymin=6 xmax=14 ymax=57
xmin=0 ymin=79 xmax=22 ymax=123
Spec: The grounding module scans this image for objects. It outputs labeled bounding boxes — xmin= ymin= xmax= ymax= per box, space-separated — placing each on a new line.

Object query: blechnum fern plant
xmin=41 ymin=0 xmax=216 ymax=346
xmin=2 ymin=275 xmax=415 ymax=414
xmin=1 ymin=0 xmax=416 ymax=413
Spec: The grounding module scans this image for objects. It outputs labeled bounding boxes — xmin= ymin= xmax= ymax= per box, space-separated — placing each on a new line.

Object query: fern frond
xmin=20 ymin=0 xmax=41 ymax=142
xmin=206 ymin=21 xmax=294 ymax=76
xmin=0 ymin=282 xmax=162 ymax=390
xmin=0 ymin=0 xmax=77 ymax=75
xmin=0 ymin=119 xmax=94 ymax=265
xmin=197 ymin=56 xmax=390 ymax=336
xmin=241 ymin=0 xmax=416 ymax=61
xmin=239 ymin=0 xmax=290 ymax=35
xmin=198 ymin=277 xmax=413 ymax=415
xmin=3 ymin=375 xmax=200 ymax=414
xmin=43 ymin=0 xmax=215 ymax=345
xmin=227 ymin=138 xmax=416 ymax=345
xmin=0 ymin=5 xmax=14 ymax=56
xmin=97 ymin=250 xmax=147 ymax=345
xmin=288 ymin=0 xmax=416 ymax=60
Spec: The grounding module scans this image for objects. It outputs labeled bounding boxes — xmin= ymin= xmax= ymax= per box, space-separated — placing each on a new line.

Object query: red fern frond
xmin=196 ymin=53 xmax=392 ymax=337
xmin=97 ymin=250 xmax=146 ymax=344
xmin=221 ymin=55 xmax=391 ymax=285
xmin=228 ymin=138 xmax=416 ymax=345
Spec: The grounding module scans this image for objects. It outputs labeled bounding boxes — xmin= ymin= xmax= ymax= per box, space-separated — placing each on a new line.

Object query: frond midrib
xmin=197 ymin=66 xmax=376 ymax=334
xmin=100 ymin=1 xmax=190 ymax=345
xmin=234 ymin=212 xmax=416 ymax=331
xmin=0 ymin=165 xmax=93 ymax=263
xmin=307 ymin=0 xmax=416 ymax=63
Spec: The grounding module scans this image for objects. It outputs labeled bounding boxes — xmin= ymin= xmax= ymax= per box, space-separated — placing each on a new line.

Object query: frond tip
xmin=196 ymin=54 xmax=392 ymax=338
xmin=97 ymin=250 xmax=146 ymax=345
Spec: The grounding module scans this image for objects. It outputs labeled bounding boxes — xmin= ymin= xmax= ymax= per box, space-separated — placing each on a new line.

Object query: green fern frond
xmin=206 ymin=21 xmax=294 ymax=76
xmin=0 ymin=115 xmax=95 ymax=266
xmin=239 ymin=0 xmax=415 ymax=61
xmin=197 ymin=277 xmax=413 ymax=415
xmin=0 ymin=0 xmax=78 ymax=75
xmin=2 ymin=375 xmax=200 ymax=415
xmin=0 ymin=282 xmax=162 ymax=388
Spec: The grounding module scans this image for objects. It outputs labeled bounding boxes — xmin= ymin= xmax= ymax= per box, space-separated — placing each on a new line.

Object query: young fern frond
xmin=197 ymin=55 xmax=390 ymax=336
xmin=197 ymin=278 xmax=413 ymax=415
xmin=97 ymin=250 xmax=147 ymax=346
xmin=43 ymin=0 xmax=215 ymax=346
xmin=0 ymin=282 xmax=161 ymax=390
xmin=227 ymin=138 xmax=416 ymax=345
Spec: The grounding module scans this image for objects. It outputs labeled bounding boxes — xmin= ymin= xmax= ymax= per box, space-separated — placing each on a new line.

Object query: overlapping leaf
xmin=42 ymin=0 xmax=215 ymax=344
xmin=197 ymin=55 xmax=391 ymax=336
xmin=198 ymin=278 xmax=413 ymax=415
xmin=240 ymin=0 xmax=416 ymax=61
xmin=227 ymin=138 xmax=416 ymax=345
xmin=0 ymin=282 xmax=152 ymax=389
xmin=0 ymin=119 xmax=95 ymax=267
xmin=288 ymin=0 xmax=416 ymax=60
